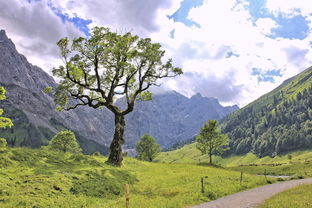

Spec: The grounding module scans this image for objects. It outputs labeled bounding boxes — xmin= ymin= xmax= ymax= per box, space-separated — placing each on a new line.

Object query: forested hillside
xmin=222 ymin=67 xmax=312 ymax=157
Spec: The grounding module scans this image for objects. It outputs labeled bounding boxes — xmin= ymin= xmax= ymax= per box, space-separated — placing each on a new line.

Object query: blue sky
xmin=245 ymin=0 xmax=310 ymax=40
xmin=168 ymin=0 xmax=204 ymax=28
xmin=46 ymin=1 xmax=92 ymax=37
xmin=251 ymin=68 xmax=282 ymax=83
xmin=1 ymin=0 xmax=312 ymax=106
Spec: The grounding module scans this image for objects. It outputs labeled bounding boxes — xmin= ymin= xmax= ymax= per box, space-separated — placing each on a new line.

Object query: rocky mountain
xmin=0 ymin=29 xmax=238 ymax=153
xmin=0 ymin=30 xmax=112 ymax=154
xmin=123 ymin=92 xmax=238 ymax=149
xmin=221 ymin=67 xmax=312 ymax=157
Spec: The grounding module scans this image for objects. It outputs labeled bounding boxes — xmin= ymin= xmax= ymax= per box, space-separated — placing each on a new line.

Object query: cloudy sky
xmin=1 ymin=0 xmax=312 ymax=107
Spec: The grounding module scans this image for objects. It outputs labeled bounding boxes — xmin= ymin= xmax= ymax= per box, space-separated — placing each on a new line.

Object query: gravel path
xmin=191 ymin=177 xmax=312 ymax=208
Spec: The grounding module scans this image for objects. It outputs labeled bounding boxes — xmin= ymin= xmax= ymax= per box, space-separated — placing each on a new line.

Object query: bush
xmin=136 ymin=134 xmax=160 ymax=162
xmin=0 ymin=138 xmax=7 ymax=147
xmin=48 ymin=130 xmax=81 ymax=153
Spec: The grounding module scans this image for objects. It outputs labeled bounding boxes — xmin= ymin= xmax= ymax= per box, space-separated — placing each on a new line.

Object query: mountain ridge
xmin=221 ymin=67 xmax=312 ymax=156
xmin=0 ymin=29 xmax=112 ymax=153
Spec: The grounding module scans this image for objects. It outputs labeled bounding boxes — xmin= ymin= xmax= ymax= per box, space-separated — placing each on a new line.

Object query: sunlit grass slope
xmin=260 ymin=184 xmax=312 ymax=208
xmin=156 ymin=143 xmax=312 ymax=177
xmin=0 ymin=147 xmax=270 ymax=208
xmin=228 ymin=162 xmax=312 ymax=178
xmin=156 ymin=143 xmax=312 ymax=166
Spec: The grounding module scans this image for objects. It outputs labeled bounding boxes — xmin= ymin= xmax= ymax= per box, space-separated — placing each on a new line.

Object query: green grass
xmin=156 ymin=143 xmax=312 ymax=177
xmin=157 ymin=143 xmax=312 ymax=166
xmin=0 ymin=147 xmax=271 ymax=208
xmin=228 ymin=162 xmax=312 ymax=178
xmin=279 ymin=67 xmax=312 ymax=100
xmin=259 ymin=184 xmax=312 ymax=208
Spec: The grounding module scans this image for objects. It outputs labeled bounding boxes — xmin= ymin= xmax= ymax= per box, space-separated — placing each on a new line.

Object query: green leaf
xmin=43 ymin=86 xmax=53 ymax=94
xmin=0 ymin=117 xmax=13 ymax=128
xmin=0 ymin=86 xmax=6 ymax=100
xmin=137 ymin=91 xmax=152 ymax=101
xmin=0 ymin=86 xmax=13 ymax=129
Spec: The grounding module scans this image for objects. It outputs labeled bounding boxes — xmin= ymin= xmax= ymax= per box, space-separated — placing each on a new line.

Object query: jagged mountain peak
xmin=0 ymin=29 xmax=13 ymax=45
xmin=0 ymin=29 xmax=55 ymax=92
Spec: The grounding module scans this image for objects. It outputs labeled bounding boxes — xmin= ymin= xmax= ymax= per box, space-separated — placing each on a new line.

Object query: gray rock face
xmin=0 ymin=30 xmax=113 ymax=153
xmin=123 ymin=92 xmax=238 ymax=148
xmin=0 ymin=29 xmax=238 ymax=152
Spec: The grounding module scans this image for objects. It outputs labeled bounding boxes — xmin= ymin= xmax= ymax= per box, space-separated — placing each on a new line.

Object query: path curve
xmin=191 ymin=178 xmax=312 ymax=208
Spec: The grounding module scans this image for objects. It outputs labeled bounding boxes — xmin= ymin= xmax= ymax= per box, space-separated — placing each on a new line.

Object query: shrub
xmin=136 ymin=134 xmax=160 ymax=162
xmin=48 ymin=130 xmax=81 ymax=153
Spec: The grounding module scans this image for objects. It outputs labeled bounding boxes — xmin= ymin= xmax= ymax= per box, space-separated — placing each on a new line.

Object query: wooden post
xmin=264 ymin=169 xmax=267 ymax=181
xmin=125 ymin=184 xmax=129 ymax=208
xmin=201 ymin=176 xmax=208 ymax=193
xmin=201 ymin=177 xmax=204 ymax=193
xmin=240 ymin=171 xmax=243 ymax=185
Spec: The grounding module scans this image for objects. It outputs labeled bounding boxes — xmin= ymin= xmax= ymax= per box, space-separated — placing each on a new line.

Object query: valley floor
xmin=0 ymin=147 xmax=270 ymax=208
xmin=2 ymin=147 xmax=312 ymax=207
xmin=157 ymin=144 xmax=312 ymax=177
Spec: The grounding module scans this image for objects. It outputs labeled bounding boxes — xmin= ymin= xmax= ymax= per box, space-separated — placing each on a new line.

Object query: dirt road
xmin=191 ymin=177 xmax=312 ymax=208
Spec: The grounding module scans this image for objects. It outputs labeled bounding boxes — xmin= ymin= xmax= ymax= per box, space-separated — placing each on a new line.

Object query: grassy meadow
xmin=156 ymin=143 xmax=312 ymax=177
xmin=259 ymin=184 xmax=312 ymax=208
xmin=228 ymin=162 xmax=312 ymax=178
xmin=0 ymin=147 xmax=271 ymax=208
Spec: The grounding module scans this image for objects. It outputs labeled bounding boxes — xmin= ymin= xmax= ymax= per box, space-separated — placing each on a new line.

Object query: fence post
xmin=125 ymin=184 xmax=129 ymax=208
xmin=201 ymin=178 xmax=204 ymax=193
xmin=201 ymin=176 xmax=208 ymax=193
xmin=240 ymin=171 xmax=243 ymax=185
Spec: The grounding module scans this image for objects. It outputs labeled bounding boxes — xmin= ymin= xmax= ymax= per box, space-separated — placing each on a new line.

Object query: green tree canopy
xmin=52 ymin=27 xmax=182 ymax=166
xmin=196 ymin=120 xmax=229 ymax=163
xmin=0 ymin=87 xmax=13 ymax=129
xmin=48 ymin=130 xmax=81 ymax=153
xmin=136 ymin=134 xmax=160 ymax=162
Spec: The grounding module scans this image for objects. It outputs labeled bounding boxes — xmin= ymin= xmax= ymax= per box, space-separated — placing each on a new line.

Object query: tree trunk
xmin=209 ymin=143 xmax=213 ymax=163
xmin=107 ymin=114 xmax=125 ymax=166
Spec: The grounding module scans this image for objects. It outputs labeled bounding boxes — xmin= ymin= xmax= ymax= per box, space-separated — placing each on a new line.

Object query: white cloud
xmin=255 ymin=18 xmax=277 ymax=35
xmin=0 ymin=0 xmax=83 ymax=72
xmin=51 ymin=0 xmax=178 ymax=37
xmin=148 ymin=0 xmax=312 ymax=106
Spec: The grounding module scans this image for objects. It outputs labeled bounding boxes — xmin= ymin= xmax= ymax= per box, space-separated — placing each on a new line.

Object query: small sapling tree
xmin=196 ymin=120 xmax=229 ymax=163
xmin=136 ymin=134 xmax=160 ymax=162
xmin=48 ymin=130 xmax=81 ymax=153
xmin=52 ymin=27 xmax=182 ymax=166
